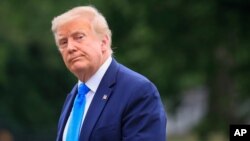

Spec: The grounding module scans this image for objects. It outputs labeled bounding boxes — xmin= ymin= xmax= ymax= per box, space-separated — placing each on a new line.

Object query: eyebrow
xmin=71 ymin=31 xmax=86 ymax=36
xmin=57 ymin=36 xmax=66 ymax=42
xmin=56 ymin=29 xmax=86 ymax=40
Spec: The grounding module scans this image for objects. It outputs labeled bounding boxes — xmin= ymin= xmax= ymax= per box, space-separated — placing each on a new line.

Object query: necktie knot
xmin=78 ymin=83 xmax=90 ymax=96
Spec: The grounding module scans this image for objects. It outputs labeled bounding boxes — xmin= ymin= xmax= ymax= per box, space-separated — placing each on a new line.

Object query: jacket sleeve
xmin=122 ymin=81 xmax=167 ymax=141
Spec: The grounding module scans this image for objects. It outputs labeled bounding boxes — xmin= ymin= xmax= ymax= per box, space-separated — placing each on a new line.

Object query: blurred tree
xmin=0 ymin=0 xmax=249 ymax=140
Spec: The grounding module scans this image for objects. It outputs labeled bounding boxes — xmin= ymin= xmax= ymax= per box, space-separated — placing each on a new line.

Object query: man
xmin=51 ymin=5 xmax=167 ymax=141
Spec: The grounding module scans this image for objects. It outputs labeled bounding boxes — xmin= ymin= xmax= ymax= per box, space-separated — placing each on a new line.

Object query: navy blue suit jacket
xmin=56 ymin=59 xmax=167 ymax=141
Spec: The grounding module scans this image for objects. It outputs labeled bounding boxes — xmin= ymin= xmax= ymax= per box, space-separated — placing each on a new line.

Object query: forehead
xmin=56 ymin=18 xmax=92 ymax=37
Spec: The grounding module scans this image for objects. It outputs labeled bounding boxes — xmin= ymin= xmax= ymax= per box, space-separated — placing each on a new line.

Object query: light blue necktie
xmin=66 ymin=83 xmax=90 ymax=141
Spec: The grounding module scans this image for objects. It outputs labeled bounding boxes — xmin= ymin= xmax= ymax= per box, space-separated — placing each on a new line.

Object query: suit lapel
xmin=57 ymin=84 xmax=78 ymax=141
xmin=79 ymin=59 xmax=119 ymax=141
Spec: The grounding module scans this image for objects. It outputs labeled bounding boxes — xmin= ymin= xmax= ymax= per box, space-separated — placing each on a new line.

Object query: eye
xmin=74 ymin=33 xmax=85 ymax=41
xmin=58 ymin=39 xmax=68 ymax=48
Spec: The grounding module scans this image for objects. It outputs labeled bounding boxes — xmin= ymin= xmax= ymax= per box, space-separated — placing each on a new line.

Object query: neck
xmin=76 ymin=53 xmax=111 ymax=82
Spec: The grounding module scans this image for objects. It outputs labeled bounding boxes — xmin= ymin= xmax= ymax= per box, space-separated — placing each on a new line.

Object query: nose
xmin=67 ymin=39 xmax=77 ymax=53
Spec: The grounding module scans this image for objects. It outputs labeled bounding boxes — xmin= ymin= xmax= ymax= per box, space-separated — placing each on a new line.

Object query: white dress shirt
xmin=63 ymin=56 xmax=112 ymax=141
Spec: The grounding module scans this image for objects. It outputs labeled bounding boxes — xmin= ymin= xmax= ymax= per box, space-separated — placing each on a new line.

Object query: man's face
xmin=55 ymin=18 xmax=106 ymax=79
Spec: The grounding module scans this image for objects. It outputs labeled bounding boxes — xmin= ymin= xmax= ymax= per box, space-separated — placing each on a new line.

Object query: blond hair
xmin=51 ymin=5 xmax=112 ymax=49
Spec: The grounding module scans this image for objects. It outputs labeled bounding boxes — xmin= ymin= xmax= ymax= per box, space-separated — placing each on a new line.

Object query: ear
xmin=100 ymin=34 xmax=109 ymax=52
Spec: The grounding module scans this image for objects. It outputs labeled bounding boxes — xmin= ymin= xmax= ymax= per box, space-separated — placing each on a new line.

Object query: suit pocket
xmin=92 ymin=124 xmax=121 ymax=141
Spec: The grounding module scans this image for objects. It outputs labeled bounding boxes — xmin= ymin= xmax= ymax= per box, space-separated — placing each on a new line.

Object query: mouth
xmin=69 ymin=56 xmax=81 ymax=63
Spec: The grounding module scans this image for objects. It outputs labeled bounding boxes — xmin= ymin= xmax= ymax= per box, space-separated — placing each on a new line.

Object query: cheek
xmin=61 ymin=53 xmax=69 ymax=65
xmin=88 ymin=48 xmax=102 ymax=61
xmin=92 ymin=44 xmax=103 ymax=55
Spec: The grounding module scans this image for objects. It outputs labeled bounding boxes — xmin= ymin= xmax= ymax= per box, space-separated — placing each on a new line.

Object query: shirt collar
xmin=78 ymin=56 xmax=112 ymax=93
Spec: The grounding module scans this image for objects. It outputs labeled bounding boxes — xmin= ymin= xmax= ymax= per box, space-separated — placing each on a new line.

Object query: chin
xmin=70 ymin=64 xmax=87 ymax=74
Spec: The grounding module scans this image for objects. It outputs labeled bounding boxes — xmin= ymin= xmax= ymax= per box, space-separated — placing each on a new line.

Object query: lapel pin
xmin=102 ymin=94 xmax=108 ymax=100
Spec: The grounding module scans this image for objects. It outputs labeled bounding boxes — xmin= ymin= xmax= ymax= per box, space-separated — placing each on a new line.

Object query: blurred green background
xmin=0 ymin=0 xmax=250 ymax=140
